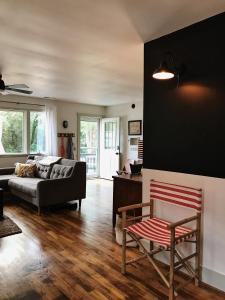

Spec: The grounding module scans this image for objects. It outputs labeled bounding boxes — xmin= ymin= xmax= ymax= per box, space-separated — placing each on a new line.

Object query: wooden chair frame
xmin=118 ymin=184 xmax=202 ymax=300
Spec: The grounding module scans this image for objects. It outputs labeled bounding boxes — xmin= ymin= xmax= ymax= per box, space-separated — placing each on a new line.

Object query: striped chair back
xmin=150 ymin=180 xmax=202 ymax=212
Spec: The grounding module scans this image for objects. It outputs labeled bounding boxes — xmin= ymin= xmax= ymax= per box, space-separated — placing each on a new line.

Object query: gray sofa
xmin=0 ymin=158 xmax=86 ymax=214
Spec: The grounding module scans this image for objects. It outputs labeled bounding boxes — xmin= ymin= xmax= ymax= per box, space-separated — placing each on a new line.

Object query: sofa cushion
xmin=8 ymin=178 xmax=44 ymax=197
xmin=36 ymin=162 xmax=52 ymax=179
xmin=50 ymin=164 xmax=72 ymax=179
xmin=15 ymin=163 xmax=37 ymax=177
xmin=0 ymin=175 xmax=17 ymax=189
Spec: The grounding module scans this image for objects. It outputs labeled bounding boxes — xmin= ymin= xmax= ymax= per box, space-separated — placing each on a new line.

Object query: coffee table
xmin=0 ymin=188 xmax=22 ymax=238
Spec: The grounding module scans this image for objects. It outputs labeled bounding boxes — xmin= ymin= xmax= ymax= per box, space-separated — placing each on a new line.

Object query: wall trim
xmin=141 ymin=239 xmax=225 ymax=293
xmin=142 ymin=168 xmax=225 ymax=293
xmin=202 ymin=267 xmax=225 ymax=293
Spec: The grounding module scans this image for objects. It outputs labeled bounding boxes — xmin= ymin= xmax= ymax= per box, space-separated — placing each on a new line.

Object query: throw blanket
xmin=38 ymin=156 xmax=62 ymax=166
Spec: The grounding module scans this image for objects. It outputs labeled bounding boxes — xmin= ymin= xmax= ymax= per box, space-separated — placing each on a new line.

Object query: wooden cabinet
xmin=112 ymin=174 xmax=142 ymax=227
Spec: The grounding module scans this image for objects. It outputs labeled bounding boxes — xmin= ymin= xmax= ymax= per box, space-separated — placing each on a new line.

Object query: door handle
xmin=116 ymin=146 xmax=120 ymax=155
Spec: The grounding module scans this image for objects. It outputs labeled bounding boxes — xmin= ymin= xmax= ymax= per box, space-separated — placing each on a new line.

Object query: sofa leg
xmin=38 ymin=207 xmax=41 ymax=216
xmin=78 ymin=199 xmax=82 ymax=210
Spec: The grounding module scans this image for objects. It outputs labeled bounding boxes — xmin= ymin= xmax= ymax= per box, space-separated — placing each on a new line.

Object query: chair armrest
xmin=118 ymin=201 xmax=151 ymax=213
xmin=175 ymin=229 xmax=198 ymax=242
xmin=167 ymin=215 xmax=198 ymax=229
xmin=0 ymin=167 xmax=15 ymax=175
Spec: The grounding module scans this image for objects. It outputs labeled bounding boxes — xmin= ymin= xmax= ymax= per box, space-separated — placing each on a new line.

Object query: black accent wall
xmin=144 ymin=12 xmax=225 ymax=179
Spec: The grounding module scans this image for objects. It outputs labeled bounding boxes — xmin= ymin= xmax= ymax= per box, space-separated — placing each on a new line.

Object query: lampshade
xmin=152 ymin=61 xmax=175 ymax=80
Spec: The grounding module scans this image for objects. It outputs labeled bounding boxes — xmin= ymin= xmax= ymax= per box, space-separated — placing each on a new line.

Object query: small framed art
xmin=128 ymin=120 xmax=142 ymax=135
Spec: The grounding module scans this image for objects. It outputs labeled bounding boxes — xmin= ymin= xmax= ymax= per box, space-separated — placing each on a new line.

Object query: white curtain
xmin=0 ymin=117 xmax=5 ymax=154
xmin=45 ymin=103 xmax=57 ymax=156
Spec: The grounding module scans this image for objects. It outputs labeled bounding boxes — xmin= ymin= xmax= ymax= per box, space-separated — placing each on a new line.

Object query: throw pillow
xmin=36 ymin=162 xmax=52 ymax=179
xmin=15 ymin=163 xmax=37 ymax=178
xmin=26 ymin=155 xmax=44 ymax=165
xmin=26 ymin=159 xmax=37 ymax=165
xmin=50 ymin=164 xmax=73 ymax=179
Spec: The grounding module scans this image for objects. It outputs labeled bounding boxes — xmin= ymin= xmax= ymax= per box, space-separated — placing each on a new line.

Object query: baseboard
xmin=141 ymin=240 xmax=225 ymax=293
xmin=202 ymin=267 xmax=225 ymax=293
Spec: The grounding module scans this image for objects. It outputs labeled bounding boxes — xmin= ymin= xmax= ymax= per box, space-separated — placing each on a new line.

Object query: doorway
xmin=78 ymin=115 xmax=100 ymax=177
xmin=100 ymin=117 xmax=120 ymax=179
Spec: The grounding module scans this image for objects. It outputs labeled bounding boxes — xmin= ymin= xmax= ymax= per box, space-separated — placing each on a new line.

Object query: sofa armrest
xmin=37 ymin=177 xmax=81 ymax=206
xmin=0 ymin=167 xmax=15 ymax=175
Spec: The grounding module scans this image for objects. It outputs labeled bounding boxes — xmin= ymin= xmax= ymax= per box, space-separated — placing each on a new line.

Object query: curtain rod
xmin=0 ymin=100 xmax=45 ymax=107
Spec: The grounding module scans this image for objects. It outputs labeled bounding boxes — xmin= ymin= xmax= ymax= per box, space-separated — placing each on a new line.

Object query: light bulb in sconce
xmin=152 ymin=52 xmax=185 ymax=87
xmin=152 ymin=61 xmax=175 ymax=80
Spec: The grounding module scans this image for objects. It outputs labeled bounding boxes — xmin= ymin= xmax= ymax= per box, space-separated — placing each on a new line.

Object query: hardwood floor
xmin=0 ymin=179 xmax=224 ymax=300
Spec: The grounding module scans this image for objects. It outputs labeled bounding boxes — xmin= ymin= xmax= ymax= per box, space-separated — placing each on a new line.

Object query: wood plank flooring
xmin=0 ymin=179 xmax=224 ymax=300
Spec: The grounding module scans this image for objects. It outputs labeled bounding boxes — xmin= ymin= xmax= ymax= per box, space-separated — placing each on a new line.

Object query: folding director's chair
xmin=118 ymin=179 xmax=202 ymax=300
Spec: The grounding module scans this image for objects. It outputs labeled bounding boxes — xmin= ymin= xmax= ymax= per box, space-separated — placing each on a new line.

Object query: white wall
xmin=55 ymin=101 xmax=105 ymax=159
xmin=105 ymin=101 xmax=143 ymax=168
xmin=0 ymin=95 xmax=105 ymax=167
xmin=0 ymin=95 xmax=143 ymax=170
xmin=142 ymin=168 xmax=225 ymax=291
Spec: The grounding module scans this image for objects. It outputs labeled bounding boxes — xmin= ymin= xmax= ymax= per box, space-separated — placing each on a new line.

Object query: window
xmin=104 ymin=121 xmax=116 ymax=149
xmin=0 ymin=110 xmax=24 ymax=154
xmin=0 ymin=109 xmax=45 ymax=155
xmin=30 ymin=111 xmax=45 ymax=153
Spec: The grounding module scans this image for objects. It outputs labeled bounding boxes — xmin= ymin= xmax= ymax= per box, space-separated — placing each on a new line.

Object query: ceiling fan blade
xmin=5 ymin=87 xmax=33 ymax=94
xmin=5 ymin=84 xmax=30 ymax=89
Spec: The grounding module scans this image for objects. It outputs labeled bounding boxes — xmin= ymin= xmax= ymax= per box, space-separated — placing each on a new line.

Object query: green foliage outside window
xmin=80 ymin=120 xmax=98 ymax=155
xmin=0 ymin=110 xmax=45 ymax=154
xmin=0 ymin=111 xmax=24 ymax=153
xmin=30 ymin=111 xmax=45 ymax=153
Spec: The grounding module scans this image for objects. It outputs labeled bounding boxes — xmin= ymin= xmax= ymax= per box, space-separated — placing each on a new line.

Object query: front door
xmin=100 ymin=117 xmax=120 ymax=179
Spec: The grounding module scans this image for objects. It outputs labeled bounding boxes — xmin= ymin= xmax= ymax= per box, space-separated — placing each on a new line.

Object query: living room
xmin=1 ymin=1 xmax=225 ymax=300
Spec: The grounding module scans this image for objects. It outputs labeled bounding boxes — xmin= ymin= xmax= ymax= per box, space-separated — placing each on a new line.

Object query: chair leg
xmin=121 ymin=229 xmax=127 ymax=274
xmin=129 ymin=232 xmax=170 ymax=289
xmin=38 ymin=206 xmax=41 ymax=216
xmin=78 ymin=199 xmax=82 ymax=210
xmin=195 ymin=253 xmax=201 ymax=286
xmin=195 ymin=233 xmax=201 ymax=286
xmin=150 ymin=241 xmax=154 ymax=252
xmin=169 ymin=230 xmax=175 ymax=300
xmin=169 ymin=255 xmax=175 ymax=299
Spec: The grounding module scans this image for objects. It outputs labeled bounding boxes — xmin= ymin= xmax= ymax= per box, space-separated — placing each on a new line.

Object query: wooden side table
xmin=112 ymin=174 xmax=142 ymax=227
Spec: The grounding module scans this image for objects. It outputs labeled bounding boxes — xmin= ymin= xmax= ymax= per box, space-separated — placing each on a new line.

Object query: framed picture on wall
xmin=128 ymin=120 xmax=142 ymax=135
xmin=130 ymin=137 xmax=139 ymax=145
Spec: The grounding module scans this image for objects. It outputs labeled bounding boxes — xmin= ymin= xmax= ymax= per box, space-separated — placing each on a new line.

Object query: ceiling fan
xmin=0 ymin=74 xmax=33 ymax=95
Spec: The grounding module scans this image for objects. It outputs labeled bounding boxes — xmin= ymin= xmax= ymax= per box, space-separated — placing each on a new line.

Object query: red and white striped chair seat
xmin=126 ymin=217 xmax=195 ymax=250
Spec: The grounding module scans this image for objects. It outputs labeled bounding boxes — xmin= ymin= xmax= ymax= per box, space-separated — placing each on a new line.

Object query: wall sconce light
xmin=152 ymin=51 xmax=183 ymax=86
xmin=152 ymin=61 xmax=175 ymax=80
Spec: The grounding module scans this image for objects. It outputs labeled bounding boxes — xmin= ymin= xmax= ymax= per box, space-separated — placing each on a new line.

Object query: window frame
xmin=0 ymin=107 xmax=45 ymax=157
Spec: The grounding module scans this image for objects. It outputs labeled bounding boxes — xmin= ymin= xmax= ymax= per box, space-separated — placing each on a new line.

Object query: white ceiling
xmin=0 ymin=0 xmax=225 ymax=106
